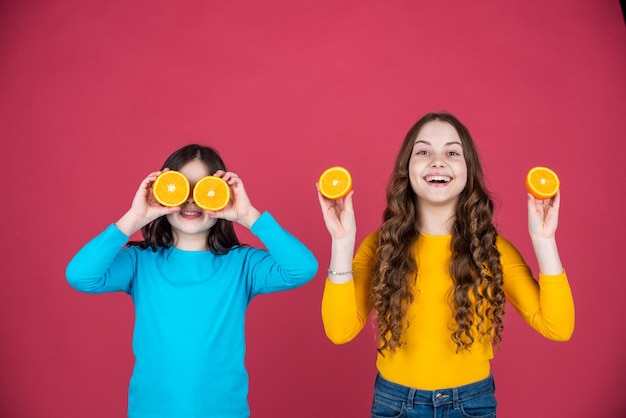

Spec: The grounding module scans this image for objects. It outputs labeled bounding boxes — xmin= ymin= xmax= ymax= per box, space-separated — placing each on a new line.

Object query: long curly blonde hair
xmin=373 ymin=112 xmax=505 ymax=354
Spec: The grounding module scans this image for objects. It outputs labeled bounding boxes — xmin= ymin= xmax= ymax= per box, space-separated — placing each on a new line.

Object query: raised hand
xmin=527 ymin=190 xmax=564 ymax=275
xmin=205 ymin=170 xmax=260 ymax=229
xmin=528 ymin=190 xmax=560 ymax=239
xmin=317 ymin=188 xmax=356 ymax=241
xmin=116 ymin=171 xmax=180 ymax=236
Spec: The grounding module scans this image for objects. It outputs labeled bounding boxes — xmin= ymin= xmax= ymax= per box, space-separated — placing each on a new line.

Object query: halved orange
xmin=526 ymin=166 xmax=560 ymax=199
xmin=319 ymin=166 xmax=352 ymax=200
xmin=152 ymin=170 xmax=190 ymax=207
xmin=193 ymin=176 xmax=231 ymax=211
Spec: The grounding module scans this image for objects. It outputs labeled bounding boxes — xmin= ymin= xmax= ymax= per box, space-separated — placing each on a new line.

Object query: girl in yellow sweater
xmin=317 ymin=112 xmax=575 ymax=417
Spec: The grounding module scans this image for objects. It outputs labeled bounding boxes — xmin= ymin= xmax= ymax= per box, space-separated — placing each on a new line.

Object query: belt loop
xmin=452 ymin=387 xmax=460 ymax=410
xmin=406 ymin=388 xmax=416 ymax=410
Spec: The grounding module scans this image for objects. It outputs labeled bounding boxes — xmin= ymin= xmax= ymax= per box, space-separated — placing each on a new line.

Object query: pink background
xmin=1 ymin=1 xmax=625 ymax=417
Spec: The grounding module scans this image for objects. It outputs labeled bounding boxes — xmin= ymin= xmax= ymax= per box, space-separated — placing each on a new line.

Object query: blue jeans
xmin=371 ymin=373 xmax=497 ymax=418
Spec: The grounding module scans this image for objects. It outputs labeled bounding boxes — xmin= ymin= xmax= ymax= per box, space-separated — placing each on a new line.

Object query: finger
xmin=138 ymin=173 xmax=161 ymax=200
xmin=226 ymin=175 xmax=241 ymax=186
xmin=317 ymin=189 xmax=329 ymax=210
xmin=219 ymin=171 xmax=240 ymax=186
xmin=342 ymin=190 xmax=355 ymax=212
xmin=204 ymin=209 xmax=221 ymax=217
xmin=160 ymin=206 xmax=181 ymax=215
xmin=550 ymin=190 xmax=561 ymax=212
xmin=527 ymin=192 xmax=538 ymax=213
xmin=317 ymin=187 xmax=336 ymax=212
xmin=144 ymin=171 xmax=162 ymax=183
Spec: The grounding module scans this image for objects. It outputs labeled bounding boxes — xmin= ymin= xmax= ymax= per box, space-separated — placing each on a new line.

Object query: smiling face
xmin=166 ymin=158 xmax=218 ymax=249
xmin=408 ymin=120 xmax=468 ymax=210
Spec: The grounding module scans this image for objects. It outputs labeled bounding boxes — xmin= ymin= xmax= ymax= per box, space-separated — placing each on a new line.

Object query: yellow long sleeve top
xmin=321 ymin=232 xmax=575 ymax=390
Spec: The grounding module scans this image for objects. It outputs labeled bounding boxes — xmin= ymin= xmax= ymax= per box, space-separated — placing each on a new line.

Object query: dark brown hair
xmin=128 ymin=144 xmax=241 ymax=254
xmin=373 ymin=112 xmax=505 ymax=353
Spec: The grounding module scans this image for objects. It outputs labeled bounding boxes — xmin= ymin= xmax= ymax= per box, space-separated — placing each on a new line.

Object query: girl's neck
xmin=172 ymin=233 xmax=210 ymax=251
xmin=417 ymin=202 xmax=456 ymax=236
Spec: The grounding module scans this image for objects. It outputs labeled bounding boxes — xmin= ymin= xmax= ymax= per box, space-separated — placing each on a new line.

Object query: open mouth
xmin=180 ymin=210 xmax=203 ymax=217
xmin=425 ymin=175 xmax=451 ymax=184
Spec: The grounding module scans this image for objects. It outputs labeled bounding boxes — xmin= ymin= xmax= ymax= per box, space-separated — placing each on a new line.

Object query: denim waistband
xmin=374 ymin=373 xmax=495 ymax=409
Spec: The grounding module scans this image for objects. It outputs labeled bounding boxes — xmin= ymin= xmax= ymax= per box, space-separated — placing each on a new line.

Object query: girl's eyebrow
xmin=414 ymin=139 xmax=462 ymax=146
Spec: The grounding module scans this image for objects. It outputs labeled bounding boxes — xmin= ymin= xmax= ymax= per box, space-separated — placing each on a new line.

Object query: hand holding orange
xmin=526 ymin=166 xmax=560 ymax=200
xmin=193 ymin=176 xmax=231 ymax=211
xmin=152 ymin=170 xmax=190 ymax=207
xmin=318 ymin=166 xmax=352 ymax=200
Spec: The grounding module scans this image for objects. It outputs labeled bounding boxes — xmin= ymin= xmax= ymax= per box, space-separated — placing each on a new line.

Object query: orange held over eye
xmin=152 ymin=170 xmax=190 ymax=207
xmin=526 ymin=166 xmax=560 ymax=200
xmin=193 ymin=176 xmax=231 ymax=211
xmin=319 ymin=166 xmax=352 ymax=200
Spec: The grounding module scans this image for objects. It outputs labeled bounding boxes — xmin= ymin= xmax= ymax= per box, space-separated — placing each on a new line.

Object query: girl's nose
xmin=185 ymin=184 xmax=197 ymax=203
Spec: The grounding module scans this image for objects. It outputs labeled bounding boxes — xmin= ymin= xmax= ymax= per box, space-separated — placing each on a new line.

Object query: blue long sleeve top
xmin=66 ymin=212 xmax=318 ymax=418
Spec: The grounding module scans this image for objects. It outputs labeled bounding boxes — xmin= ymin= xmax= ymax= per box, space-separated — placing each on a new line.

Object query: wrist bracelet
xmin=328 ymin=268 xmax=353 ymax=276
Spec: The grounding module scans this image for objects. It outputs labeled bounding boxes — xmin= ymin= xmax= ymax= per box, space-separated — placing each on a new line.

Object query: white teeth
xmin=426 ymin=175 xmax=451 ymax=182
xmin=181 ymin=211 xmax=200 ymax=216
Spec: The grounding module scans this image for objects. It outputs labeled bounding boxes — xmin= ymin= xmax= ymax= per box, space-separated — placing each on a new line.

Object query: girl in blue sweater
xmin=66 ymin=144 xmax=318 ymax=418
